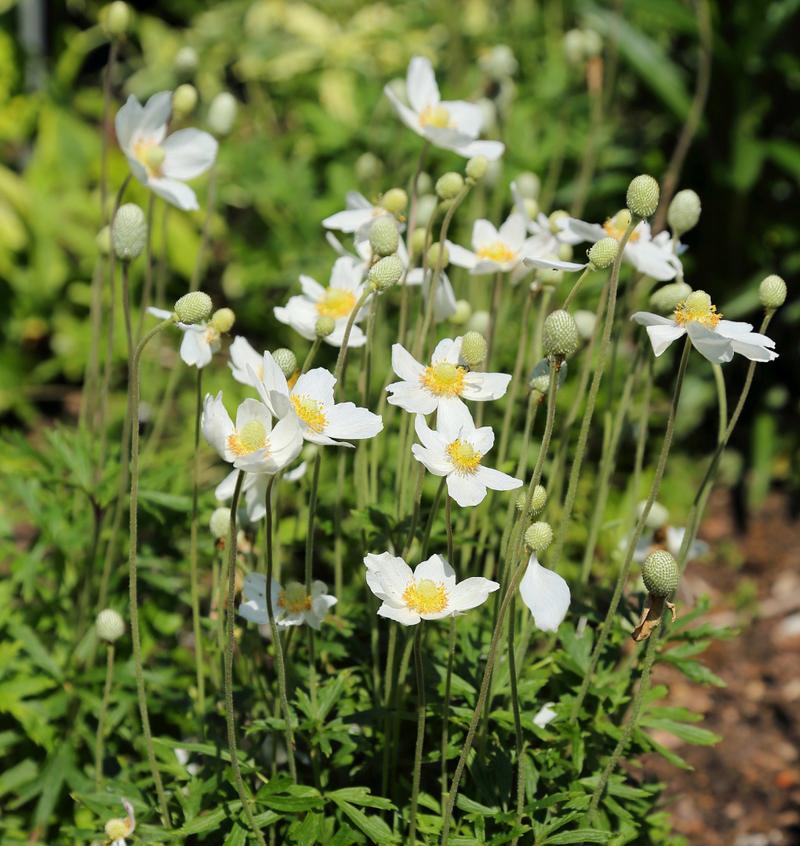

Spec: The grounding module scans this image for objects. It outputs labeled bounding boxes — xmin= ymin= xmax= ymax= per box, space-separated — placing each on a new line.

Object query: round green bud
xmin=103 ymin=1 xmax=131 ymax=37
xmin=96 ymin=226 xmax=111 ymax=257
xmin=626 ymin=174 xmax=660 ymax=219
xmin=563 ymin=29 xmax=585 ymax=64
xmin=174 ymin=46 xmax=198 ymax=75
xmin=416 ymin=172 xmax=433 ymax=195
xmin=415 ymin=194 xmax=437 ymax=227
xmin=208 ymin=92 xmax=237 ymax=136
xmin=524 ymin=197 xmax=539 ymax=219
xmin=465 ymin=155 xmax=489 ymax=182
xmin=649 ymin=281 xmax=692 ymax=314
xmin=368 ymin=215 xmax=400 ymax=257
xmin=516 ymin=485 xmax=547 ymax=516
xmin=355 ymin=151 xmax=382 ymax=183
xmin=460 ymin=331 xmax=487 ymax=367
xmin=667 ymin=189 xmax=701 ymax=236
xmin=174 ymin=291 xmax=212 ymax=325
xmin=558 ymin=243 xmax=574 ymax=262
xmin=515 ymin=171 xmax=540 ymax=200
xmin=172 ymin=83 xmax=198 ymax=116
xmin=209 ymin=507 xmax=231 ymax=539
xmin=436 ymin=171 xmax=465 ymax=200
xmin=637 ymin=500 xmax=669 ymax=531
xmin=530 ymin=372 xmax=551 ymax=394
xmin=315 ymin=315 xmax=336 ymax=338
xmin=524 ymin=521 xmax=553 ymax=553
xmin=641 ymin=549 xmax=679 ymax=598
xmin=450 ymin=299 xmax=472 ymax=326
xmin=381 ymin=187 xmax=407 ymax=216
xmin=573 ymin=309 xmax=596 ymax=340
xmin=759 ymin=274 xmax=786 ymax=310
xmin=588 ymin=237 xmax=619 ymax=269
xmin=368 ymin=255 xmax=404 ymax=291
xmin=467 ymin=310 xmax=490 ymax=335
xmin=272 ymin=348 xmax=297 ymax=377
xmin=111 ymin=203 xmax=147 ymax=261
xmin=583 ymin=29 xmax=602 ymax=58
xmin=410 ymin=227 xmax=428 ymax=256
xmin=210 ymin=307 xmax=235 ymax=333
xmin=543 ymin=310 xmax=579 ymax=358
xmin=548 ymin=209 xmax=570 ymax=234
xmin=427 ymin=242 xmax=449 ymax=269
xmin=96 ymin=608 xmax=125 ymax=642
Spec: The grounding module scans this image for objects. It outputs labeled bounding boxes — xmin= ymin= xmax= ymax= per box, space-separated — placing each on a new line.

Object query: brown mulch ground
xmin=644 ymin=490 xmax=800 ymax=846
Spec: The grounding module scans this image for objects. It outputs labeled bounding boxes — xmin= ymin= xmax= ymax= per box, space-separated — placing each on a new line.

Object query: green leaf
xmin=543 ymin=829 xmax=612 ymax=844
xmin=641 ymin=717 xmax=722 ymax=746
xmin=326 ymin=787 xmax=394 ymax=810
xmin=329 ymin=796 xmax=399 ymax=844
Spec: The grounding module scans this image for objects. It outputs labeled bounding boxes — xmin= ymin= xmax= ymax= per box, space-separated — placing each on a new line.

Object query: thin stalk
xmin=562 ymin=264 xmax=593 ymax=311
xmin=135 ymin=193 xmax=156 ymax=339
xmin=570 ymin=57 xmax=604 ymax=218
xmin=398 ymin=141 xmax=430 ymax=345
xmin=419 ymin=477 xmax=446 ymax=561
xmin=440 ymin=496 xmax=457 ymax=796
xmin=408 ymin=625 xmax=426 ymax=845
xmin=94 ymin=643 xmax=115 ymax=789
xmin=301 ymin=338 xmax=322 ymax=374
xmin=190 ymin=165 xmax=218 ymax=291
xmin=333 ymin=288 xmax=373 ymax=394
xmin=508 ymin=595 xmax=525 ymax=845
xmin=189 ymin=367 xmax=206 ymax=718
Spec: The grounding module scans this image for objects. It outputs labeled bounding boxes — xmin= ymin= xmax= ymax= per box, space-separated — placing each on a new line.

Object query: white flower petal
xmin=518 ymin=555 xmax=570 ymax=631
xmin=449 ymin=576 xmax=499 ymax=612
xmin=293 ymin=368 xmax=336 ymax=406
xmin=325 ymin=402 xmax=383 ymax=440
xmin=147 ymin=176 xmax=199 ymax=211
xmin=407 ymin=56 xmax=440 ymax=112
xmin=645 ymin=322 xmax=687 ymax=357
xmin=686 ymin=322 xmax=734 ymax=364
xmin=364 ymin=552 xmax=414 ymax=605
xmin=161 ymin=128 xmax=218 ymax=179
xmin=378 ymin=604 xmax=421 ymax=625
xmin=475 ymin=465 xmax=522 ymax=492
xmin=179 ymin=327 xmax=212 ymax=368
xmin=447 ymin=473 xmax=487 ymax=507
xmin=387 ymin=381 xmax=438 ymax=415
xmin=115 ymin=95 xmax=144 ymax=150
xmin=461 ymin=371 xmax=511 ymax=402
xmin=413 ymin=554 xmax=455 ymax=582
xmin=442 ymin=100 xmax=482 ymax=136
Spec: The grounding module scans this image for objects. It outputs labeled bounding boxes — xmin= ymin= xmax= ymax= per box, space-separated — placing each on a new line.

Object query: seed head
xmin=210 ymin=307 xmax=235 ymax=333
xmin=626 ymin=174 xmax=660 ymax=219
xmin=381 ymin=187 xmax=407 ymax=216
xmin=368 ymin=255 xmax=404 ymax=291
xmin=465 ymin=155 xmax=489 ymax=182
xmin=641 ymin=550 xmax=679 ymax=598
xmin=209 ymin=507 xmax=231 ymax=539
xmin=436 ymin=172 xmax=465 ymax=200
xmin=667 ymin=189 xmax=701 ymax=236
xmin=543 ymin=310 xmax=579 ymax=358
xmin=524 ymin=521 xmax=553 ymax=553
xmin=103 ymin=1 xmax=131 ymax=37
xmin=516 ymin=485 xmax=547 ymax=516
xmin=96 ymin=608 xmax=125 ymax=642
xmin=368 ymin=216 xmax=399 ymax=257
xmin=111 ymin=203 xmax=147 ymax=261
xmin=588 ymin=237 xmax=619 ymax=269
xmin=174 ymin=292 xmax=212 ymax=324
xmin=272 ymin=347 xmax=297 ymax=377
xmin=315 ymin=316 xmax=335 ymax=338
xmin=460 ymin=331 xmax=487 ymax=367
xmin=759 ymin=274 xmax=786 ymax=310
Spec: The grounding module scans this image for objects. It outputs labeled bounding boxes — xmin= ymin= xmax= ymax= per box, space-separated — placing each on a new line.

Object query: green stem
xmin=408 ymin=624 xmax=426 ymax=845
xmin=419 ymin=477 xmax=446 ymax=561
xmin=189 ymin=367 xmax=206 ymax=719
xmin=562 ymin=264 xmax=594 ymax=311
xmin=94 ymin=643 xmax=115 ymax=789
xmin=398 ymin=141 xmax=430 ymax=346
xmin=135 ymin=193 xmax=156 ymax=339
xmin=333 ymin=288 xmax=373 ymax=395
xmin=301 ymin=338 xmax=322 ymax=374
xmin=508 ymin=594 xmax=525 ymax=845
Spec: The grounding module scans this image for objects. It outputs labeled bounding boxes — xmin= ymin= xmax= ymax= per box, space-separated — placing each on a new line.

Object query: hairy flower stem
xmin=305 ymin=452 xmax=322 ymax=733
xmin=135 ymin=193 xmax=156 ymax=339
xmin=441 ymin=360 xmax=562 ymax=845
xmin=588 ymin=630 xmax=660 ymax=815
xmin=508 ymin=594 xmax=525 ymax=846
xmin=408 ymin=624 xmax=426 ymax=845
xmin=419 ymin=477 xmax=446 ymax=560
xmin=94 ymin=643 xmax=115 ymax=789
xmin=333 ymin=288 xmax=373 ymax=394
xmin=264 ymin=477 xmax=298 ymax=782
xmin=127 ymin=317 xmax=174 ymax=826
xmin=549 ymin=221 xmax=636 ymax=570
xmin=189 ymin=367 xmax=206 ymax=719
xmin=440 ymin=497 xmax=457 ymax=797
xmin=301 ymin=338 xmax=322 ymax=373
xmin=625 ymin=355 xmax=653 ymax=528
xmin=223 ymin=471 xmax=268 ymax=846
xmin=562 ymin=264 xmax=594 ymax=311
xmin=572 ymin=336 xmax=692 ymax=719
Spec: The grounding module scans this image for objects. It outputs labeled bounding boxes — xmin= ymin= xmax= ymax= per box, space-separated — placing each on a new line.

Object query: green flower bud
xmin=209 ymin=507 xmax=231 ymax=539
xmin=355 ymin=152 xmax=382 ymax=183
xmin=583 ymin=29 xmax=602 ymax=58
xmin=368 ymin=255 xmax=404 ymax=291
xmin=637 ymin=500 xmax=669 ymax=530
xmin=641 ymin=550 xmax=679 ymax=598
xmin=450 ymin=299 xmax=472 ymax=326
xmin=96 ymin=226 xmax=111 ymax=257
xmin=524 ymin=521 xmax=553 ymax=553
xmin=174 ymin=291 xmax=212 ymax=325
xmin=208 ymin=92 xmax=237 ymax=136
xmin=460 ymin=331 xmax=487 ymax=367
xmin=467 ymin=310 xmax=490 ymax=335
xmin=315 ymin=315 xmax=335 ymax=338
xmin=368 ymin=215 xmax=399 ymax=257
xmin=667 ymin=189 xmax=701 ymax=236
xmin=588 ymin=237 xmax=619 ymax=269
xmin=626 ymin=174 xmax=660 ymax=219
xmin=103 ymin=1 xmax=131 ymax=37
xmin=542 ymin=310 xmax=579 ymax=358
xmin=465 ymin=155 xmax=489 ymax=182
xmin=649 ymin=281 xmax=692 ymax=314
xmin=436 ymin=171 xmax=465 ymax=200
xmin=172 ymin=83 xmax=198 ymax=116
xmin=427 ymin=241 xmax=449 ymax=269
xmin=759 ymin=274 xmax=786 ymax=310
xmin=381 ymin=187 xmax=408 ymax=216
xmin=174 ymin=46 xmax=198 ymax=75
xmin=516 ymin=485 xmax=547 ymax=516
xmin=515 ymin=171 xmax=540 ymax=200
xmin=111 ymin=203 xmax=147 ymax=261
xmin=272 ymin=348 xmax=297 ymax=377
xmin=410 ymin=227 xmax=428 ymax=256
xmin=96 ymin=608 xmax=125 ymax=642
xmin=210 ymin=307 xmax=235 ymax=333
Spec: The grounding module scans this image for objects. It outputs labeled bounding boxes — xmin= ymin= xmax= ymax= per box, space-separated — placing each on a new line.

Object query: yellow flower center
xmin=420 ymin=362 xmax=466 ymax=397
xmin=603 ymin=215 xmax=640 ymax=243
xmin=279 ymin=582 xmax=312 ymax=614
xmin=132 ymin=139 xmax=166 ymax=178
xmin=476 ymin=241 xmax=517 ymax=263
xmin=418 ymin=103 xmax=452 ymax=129
xmin=105 ymin=817 xmax=133 ymax=840
xmin=446 ymin=439 xmax=482 ymax=474
xmin=316 ymin=287 xmax=356 ymax=319
xmin=227 ymin=419 xmax=268 ymax=457
xmin=402 ymin=578 xmax=448 ymax=614
xmin=291 ymin=393 xmax=327 ymax=433
xmin=673 ymin=291 xmax=721 ymax=329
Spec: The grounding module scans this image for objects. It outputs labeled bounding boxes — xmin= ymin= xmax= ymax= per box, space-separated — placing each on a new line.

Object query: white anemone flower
xmin=239 ymin=573 xmax=337 ymax=630
xmin=147 ymin=306 xmax=220 ymax=368
xmin=447 ymin=214 xmax=551 ymax=282
xmin=251 ymin=352 xmax=383 ymax=447
xmin=632 ymin=290 xmax=778 ymax=364
xmin=228 ymin=336 xmax=267 ymax=386
xmin=385 ymin=56 xmax=504 ymax=160
xmin=115 ymin=91 xmax=217 ymax=211
xmin=202 ymin=394 xmax=303 ymax=473
xmin=518 ymin=554 xmax=571 ymax=631
xmin=631 ymin=525 xmax=709 ymax=565
xmin=363 ymin=551 xmax=499 ymax=625
xmin=322 ymin=191 xmax=404 ymax=243
xmin=104 ymin=798 xmax=135 ymax=846
xmin=275 ymin=256 xmax=367 ymax=348
xmin=215 ymin=462 xmax=307 ymax=524
xmin=387 ymin=337 xmax=511 ymax=417
xmin=564 ymin=212 xmax=682 ymax=281
xmin=411 ymin=403 xmax=522 ymax=507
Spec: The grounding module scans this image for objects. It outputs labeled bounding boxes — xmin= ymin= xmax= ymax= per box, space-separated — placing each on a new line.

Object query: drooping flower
xmin=274 ymin=256 xmax=367 ymax=348
xmin=363 ymin=551 xmax=499 ymax=625
xmin=202 ymin=394 xmax=303 ymax=473
xmin=147 ymin=306 xmax=222 ymax=368
xmin=322 ymin=191 xmax=404 ymax=243
xmin=518 ymin=554 xmax=571 ymax=631
xmin=115 ymin=91 xmax=217 ymax=211
xmin=387 ymin=337 xmax=511 ymax=417
xmin=385 ymin=56 xmax=504 ymax=160
xmin=239 ymin=573 xmax=337 ymax=630
xmin=411 ymin=403 xmax=522 ymax=507
xmin=104 ymin=798 xmax=135 ymax=846
xmin=632 ymin=290 xmax=778 ymax=363
xmin=251 ymin=353 xmax=383 ymax=447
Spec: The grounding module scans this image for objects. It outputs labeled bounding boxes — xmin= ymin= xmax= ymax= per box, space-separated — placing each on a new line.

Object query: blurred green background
xmin=0 ymin=0 xmax=797 ymax=506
